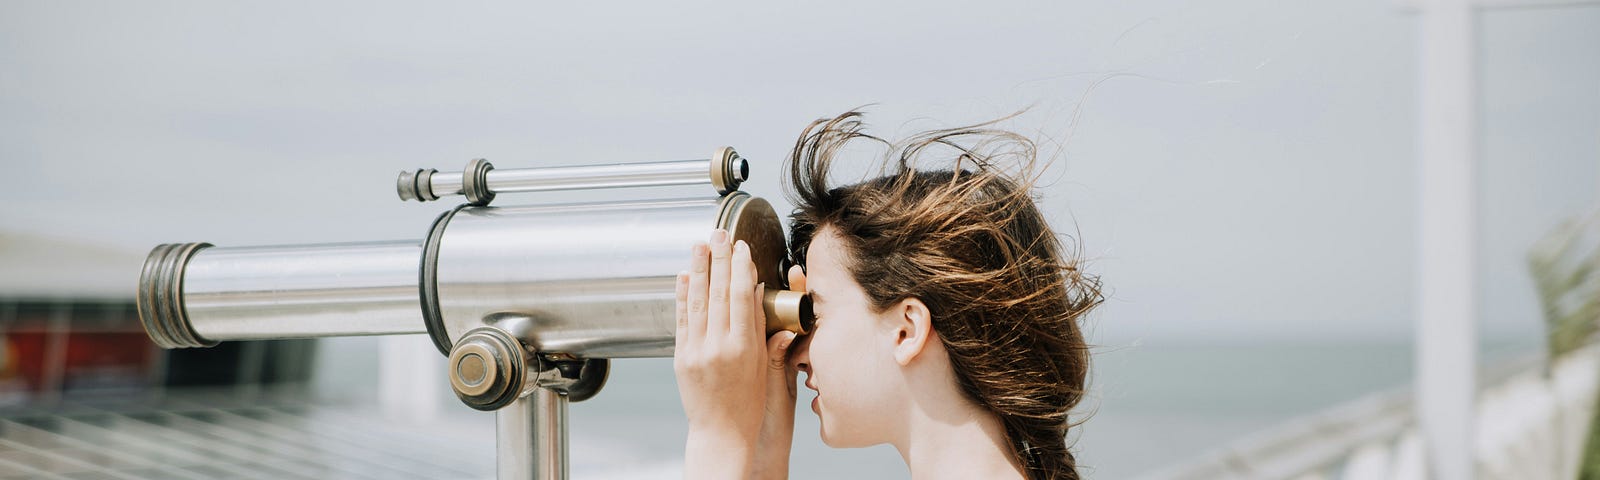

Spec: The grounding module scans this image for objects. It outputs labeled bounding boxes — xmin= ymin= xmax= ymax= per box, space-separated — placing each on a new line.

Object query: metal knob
xmin=448 ymin=328 xmax=531 ymax=411
xmin=709 ymin=146 xmax=747 ymax=195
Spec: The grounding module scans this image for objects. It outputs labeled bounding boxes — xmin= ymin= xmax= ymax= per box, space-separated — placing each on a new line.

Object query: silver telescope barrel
xmin=397 ymin=147 xmax=748 ymax=205
xmin=139 ymin=193 xmax=810 ymax=355
xmin=427 ymin=192 xmax=801 ymax=358
xmin=139 ymin=241 xmax=426 ymax=348
xmin=139 ymin=205 xmax=809 ymax=356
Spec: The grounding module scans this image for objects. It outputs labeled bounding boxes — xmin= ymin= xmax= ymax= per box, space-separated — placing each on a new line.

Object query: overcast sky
xmin=1 ymin=1 xmax=1595 ymax=348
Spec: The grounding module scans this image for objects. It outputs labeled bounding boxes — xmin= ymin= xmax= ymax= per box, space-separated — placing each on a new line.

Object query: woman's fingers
xmin=752 ymin=280 xmax=767 ymax=345
xmin=787 ymin=264 xmax=806 ymax=294
xmin=686 ymin=231 xmax=766 ymax=349
xmin=729 ymin=241 xmax=756 ymax=341
xmin=706 ymin=229 xmax=733 ymax=336
xmin=674 ymin=271 xmax=692 ymax=352
xmin=766 ymin=330 xmax=798 ymax=375
xmin=687 ymin=242 xmax=711 ymax=344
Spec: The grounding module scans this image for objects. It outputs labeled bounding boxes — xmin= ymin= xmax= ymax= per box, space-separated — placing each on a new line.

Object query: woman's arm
xmin=674 ymin=230 xmax=801 ymax=479
xmin=751 ymin=265 xmax=806 ymax=480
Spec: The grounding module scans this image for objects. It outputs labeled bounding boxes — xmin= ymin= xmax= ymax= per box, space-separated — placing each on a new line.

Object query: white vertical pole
xmin=1415 ymin=0 xmax=1478 ymax=478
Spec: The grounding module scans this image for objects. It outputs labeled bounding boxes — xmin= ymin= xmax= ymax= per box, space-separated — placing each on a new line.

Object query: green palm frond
xmin=1528 ymin=209 xmax=1600 ymax=480
xmin=1527 ymin=210 xmax=1600 ymax=358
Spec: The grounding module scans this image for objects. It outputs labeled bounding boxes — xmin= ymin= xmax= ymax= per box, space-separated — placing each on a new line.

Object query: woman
xmin=674 ymin=111 xmax=1102 ymax=480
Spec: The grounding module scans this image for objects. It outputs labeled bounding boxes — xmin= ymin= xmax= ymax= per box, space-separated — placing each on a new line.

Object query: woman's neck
xmin=892 ymin=396 xmax=1026 ymax=480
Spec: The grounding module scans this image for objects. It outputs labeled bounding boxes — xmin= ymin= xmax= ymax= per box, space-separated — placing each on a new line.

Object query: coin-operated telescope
xmin=136 ymin=148 xmax=813 ymax=480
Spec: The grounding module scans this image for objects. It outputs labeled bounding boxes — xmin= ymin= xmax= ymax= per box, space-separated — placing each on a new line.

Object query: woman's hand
xmin=675 ymin=229 xmax=801 ymax=479
xmin=751 ymin=264 xmax=807 ymax=480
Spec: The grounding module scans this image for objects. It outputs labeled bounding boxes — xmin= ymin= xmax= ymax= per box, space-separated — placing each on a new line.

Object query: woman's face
xmin=788 ymin=225 xmax=900 ymax=448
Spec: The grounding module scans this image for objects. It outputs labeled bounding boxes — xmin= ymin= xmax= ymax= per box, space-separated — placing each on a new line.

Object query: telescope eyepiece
xmin=763 ymin=289 xmax=813 ymax=336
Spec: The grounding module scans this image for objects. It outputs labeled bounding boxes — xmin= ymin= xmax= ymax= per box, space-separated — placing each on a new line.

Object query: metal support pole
xmin=497 ymin=388 xmax=568 ymax=480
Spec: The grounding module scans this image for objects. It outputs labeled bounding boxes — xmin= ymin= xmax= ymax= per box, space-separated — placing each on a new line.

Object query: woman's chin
xmin=816 ymin=415 xmax=841 ymax=447
xmin=818 ymin=427 xmax=869 ymax=449
xmin=818 ymin=427 xmax=841 ymax=448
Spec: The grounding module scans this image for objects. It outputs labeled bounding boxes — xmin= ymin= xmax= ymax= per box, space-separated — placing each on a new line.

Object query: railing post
xmin=1415 ymin=0 xmax=1478 ymax=478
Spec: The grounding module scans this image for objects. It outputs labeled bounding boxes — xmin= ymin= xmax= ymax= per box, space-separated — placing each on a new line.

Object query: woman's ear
xmin=891 ymin=298 xmax=934 ymax=366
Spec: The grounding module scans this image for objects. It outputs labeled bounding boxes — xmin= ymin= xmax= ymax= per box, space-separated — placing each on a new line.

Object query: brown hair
xmin=784 ymin=111 xmax=1102 ymax=480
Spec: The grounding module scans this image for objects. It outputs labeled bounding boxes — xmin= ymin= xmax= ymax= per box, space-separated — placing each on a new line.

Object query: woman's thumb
xmin=767 ymin=331 xmax=798 ymax=369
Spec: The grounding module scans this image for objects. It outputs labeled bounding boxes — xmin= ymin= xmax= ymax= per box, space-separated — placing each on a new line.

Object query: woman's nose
xmin=788 ymin=333 xmax=812 ymax=373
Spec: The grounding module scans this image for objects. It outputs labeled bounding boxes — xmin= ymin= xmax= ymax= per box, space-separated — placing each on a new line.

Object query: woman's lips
xmin=805 ymin=375 xmax=819 ymax=413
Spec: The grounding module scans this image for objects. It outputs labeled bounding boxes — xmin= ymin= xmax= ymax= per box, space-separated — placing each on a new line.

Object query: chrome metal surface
xmin=181 ymin=241 xmax=426 ymax=341
xmin=434 ymin=192 xmax=795 ymax=357
xmin=428 ymin=171 xmax=465 ymax=198
xmin=397 ymin=147 xmax=748 ymax=203
xmin=484 ymin=159 xmax=708 ymax=193
xmin=531 ymin=389 xmax=566 ymax=480
xmin=496 ymin=390 xmax=567 ymax=480
xmin=136 ymin=194 xmax=805 ymax=353
xmin=138 ymin=242 xmax=217 ymax=349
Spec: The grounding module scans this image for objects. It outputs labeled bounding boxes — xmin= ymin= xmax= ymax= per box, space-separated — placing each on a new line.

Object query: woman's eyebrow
xmin=807 ymin=290 xmax=823 ymax=305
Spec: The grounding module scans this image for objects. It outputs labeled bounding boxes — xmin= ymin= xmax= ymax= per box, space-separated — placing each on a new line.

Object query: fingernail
xmin=734 ymin=240 xmax=747 ymax=252
xmin=711 ymin=229 xmax=727 ymax=244
xmin=782 ymin=331 xmax=797 ymax=349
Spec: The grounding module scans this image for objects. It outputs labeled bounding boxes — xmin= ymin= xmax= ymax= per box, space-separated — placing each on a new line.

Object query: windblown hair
xmin=784 ymin=111 xmax=1102 ymax=480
